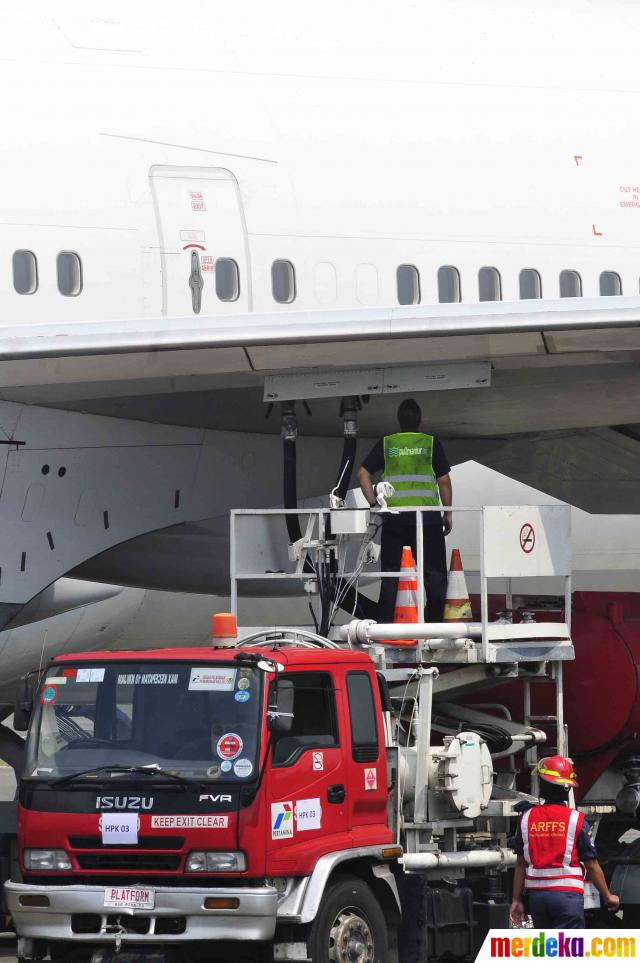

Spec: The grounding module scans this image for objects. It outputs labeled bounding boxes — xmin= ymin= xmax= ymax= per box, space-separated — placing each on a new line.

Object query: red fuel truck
xmin=6 ymin=637 xmax=529 ymax=963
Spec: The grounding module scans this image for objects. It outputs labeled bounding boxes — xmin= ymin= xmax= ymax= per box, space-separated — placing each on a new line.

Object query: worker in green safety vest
xmin=357 ymin=398 xmax=452 ymax=623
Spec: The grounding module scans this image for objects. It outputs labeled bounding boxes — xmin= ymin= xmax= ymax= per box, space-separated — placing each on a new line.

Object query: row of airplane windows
xmin=425 ymin=266 xmax=624 ymax=303
xmin=195 ymin=260 xmax=629 ymax=306
xmin=193 ymin=260 xmax=631 ymax=307
xmin=10 ymin=250 xmax=629 ymax=305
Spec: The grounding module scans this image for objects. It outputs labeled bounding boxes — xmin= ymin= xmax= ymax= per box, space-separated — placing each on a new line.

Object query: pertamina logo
xmin=271 ymin=802 xmax=294 ymax=839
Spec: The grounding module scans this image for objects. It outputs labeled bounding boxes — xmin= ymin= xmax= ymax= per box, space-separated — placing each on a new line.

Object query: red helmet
xmin=536 ymin=755 xmax=578 ymax=788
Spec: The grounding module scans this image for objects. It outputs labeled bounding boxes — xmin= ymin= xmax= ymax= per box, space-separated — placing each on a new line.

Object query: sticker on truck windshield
xmin=117 ymin=673 xmax=179 ymax=685
xmin=189 ymin=667 xmax=236 ymax=691
xmin=217 ymin=733 xmax=243 ymax=760
xmin=233 ymin=758 xmax=253 ymax=778
xmin=234 ymin=691 xmax=250 ymax=703
xmin=76 ymin=668 xmax=105 ymax=683
xmin=40 ymin=685 xmax=58 ymax=705
xmin=271 ymin=802 xmax=294 ymax=839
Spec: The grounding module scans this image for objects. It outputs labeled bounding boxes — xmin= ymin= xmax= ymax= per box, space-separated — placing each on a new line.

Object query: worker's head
xmin=397 ymin=398 xmax=422 ymax=432
xmin=536 ymin=755 xmax=578 ymax=802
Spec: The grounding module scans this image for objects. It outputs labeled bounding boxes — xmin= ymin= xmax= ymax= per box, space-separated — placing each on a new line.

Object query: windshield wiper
xmin=49 ymin=765 xmax=200 ymax=788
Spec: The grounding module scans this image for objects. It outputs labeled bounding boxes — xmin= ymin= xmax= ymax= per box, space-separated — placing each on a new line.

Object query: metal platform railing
xmin=229 ymin=502 xmax=573 ymax=666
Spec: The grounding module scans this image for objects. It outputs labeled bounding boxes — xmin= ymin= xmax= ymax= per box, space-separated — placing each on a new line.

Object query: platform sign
xmin=482 ymin=505 xmax=571 ymax=579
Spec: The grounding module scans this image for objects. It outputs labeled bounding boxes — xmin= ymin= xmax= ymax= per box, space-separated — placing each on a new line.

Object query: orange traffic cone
xmin=443 ymin=548 xmax=472 ymax=622
xmin=381 ymin=546 xmax=419 ymax=646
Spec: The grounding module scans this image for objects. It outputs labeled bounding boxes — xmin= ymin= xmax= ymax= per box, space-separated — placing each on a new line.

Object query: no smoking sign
xmin=519 ymin=523 xmax=536 ymax=554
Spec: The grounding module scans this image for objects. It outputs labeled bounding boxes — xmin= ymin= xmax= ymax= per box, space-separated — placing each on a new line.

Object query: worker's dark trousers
xmin=378 ymin=515 xmax=447 ymax=624
xmin=528 ymin=891 xmax=585 ymax=929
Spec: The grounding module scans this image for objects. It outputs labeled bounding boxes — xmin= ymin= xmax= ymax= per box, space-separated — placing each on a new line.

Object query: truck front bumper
xmin=5 ymin=881 xmax=278 ymax=944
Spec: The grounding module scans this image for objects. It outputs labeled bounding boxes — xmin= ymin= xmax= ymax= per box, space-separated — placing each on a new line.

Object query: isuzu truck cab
xmin=7 ymin=646 xmax=408 ymax=963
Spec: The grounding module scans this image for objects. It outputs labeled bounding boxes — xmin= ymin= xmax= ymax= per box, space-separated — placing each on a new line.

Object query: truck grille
xmin=69 ymin=835 xmax=184 ymax=850
xmin=76 ymin=853 xmax=181 ymax=871
xmin=69 ymin=835 xmax=184 ymax=871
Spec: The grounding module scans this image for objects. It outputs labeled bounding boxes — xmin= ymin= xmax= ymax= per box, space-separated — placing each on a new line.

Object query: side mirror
xmin=13 ymin=674 xmax=35 ymax=732
xmin=267 ymin=679 xmax=294 ymax=736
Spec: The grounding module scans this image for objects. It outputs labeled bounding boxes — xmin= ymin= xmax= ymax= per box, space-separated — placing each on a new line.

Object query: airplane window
xmin=13 ymin=250 xmax=38 ymax=295
xmin=559 ymin=270 xmax=582 ymax=298
xmin=519 ymin=269 xmax=542 ymax=300
xmin=478 ymin=267 xmax=502 ymax=302
xmin=215 ymin=258 xmax=240 ymax=302
xmin=57 ymin=252 xmax=82 ymax=297
xmin=600 ymin=271 xmax=622 ymax=296
xmin=272 ymin=260 xmax=296 ymax=304
xmin=437 ymin=266 xmax=461 ymax=303
xmin=397 ymin=264 xmax=420 ymax=305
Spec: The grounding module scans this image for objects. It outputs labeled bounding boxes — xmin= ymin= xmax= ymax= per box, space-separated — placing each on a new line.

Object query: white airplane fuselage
xmin=3 ymin=1 xmax=640 ymax=335
xmin=0 ymin=0 xmax=638 ymax=638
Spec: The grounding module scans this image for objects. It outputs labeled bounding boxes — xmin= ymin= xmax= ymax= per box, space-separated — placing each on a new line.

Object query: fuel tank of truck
xmin=466 ymin=592 xmax=640 ymax=798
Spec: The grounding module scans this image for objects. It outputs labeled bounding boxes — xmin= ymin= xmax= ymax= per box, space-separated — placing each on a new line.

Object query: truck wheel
xmin=308 ymin=876 xmax=388 ymax=963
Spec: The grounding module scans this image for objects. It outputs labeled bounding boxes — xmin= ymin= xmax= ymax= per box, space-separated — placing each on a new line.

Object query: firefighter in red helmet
xmin=510 ymin=756 xmax=619 ymax=928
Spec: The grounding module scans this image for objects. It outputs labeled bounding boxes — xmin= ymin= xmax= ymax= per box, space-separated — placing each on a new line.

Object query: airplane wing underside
xmin=1 ymin=296 xmax=639 ymax=518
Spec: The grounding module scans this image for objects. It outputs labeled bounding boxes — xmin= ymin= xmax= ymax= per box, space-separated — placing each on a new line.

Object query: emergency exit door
xmin=150 ymin=165 xmax=250 ymax=317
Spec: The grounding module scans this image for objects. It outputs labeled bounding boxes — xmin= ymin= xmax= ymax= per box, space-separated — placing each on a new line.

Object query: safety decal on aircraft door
xmin=180 ymin=230 xmax=206 ymax=244
xmin=190 ymin=191 xmax=206 ymax=212
xmin=201 ymin=255 xmax=215 ymax=273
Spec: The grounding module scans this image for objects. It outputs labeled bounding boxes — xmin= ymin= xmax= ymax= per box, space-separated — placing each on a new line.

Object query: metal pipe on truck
xmin=402 ymin=849 xmax=517 ymax=871
xmin=336 ymin=618 xmax=482 ymax=645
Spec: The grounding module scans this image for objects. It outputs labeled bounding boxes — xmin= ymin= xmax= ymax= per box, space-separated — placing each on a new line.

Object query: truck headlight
xmin=186 ymin=851 xmax=246 ymax=873
xmin=24 ymin=849 xmax=72 ymax=871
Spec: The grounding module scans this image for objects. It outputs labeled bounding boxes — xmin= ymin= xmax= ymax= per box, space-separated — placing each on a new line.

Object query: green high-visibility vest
xmin=383 ymin=432 xmax=439 ymax=507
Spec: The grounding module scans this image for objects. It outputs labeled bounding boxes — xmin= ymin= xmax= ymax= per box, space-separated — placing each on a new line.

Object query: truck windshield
xmin=24 ymin=661 xmax=261 ymax=783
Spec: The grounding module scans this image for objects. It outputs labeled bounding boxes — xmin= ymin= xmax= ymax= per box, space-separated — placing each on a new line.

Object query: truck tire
xmin=307 ymin=875 xmax=388 ymax=963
